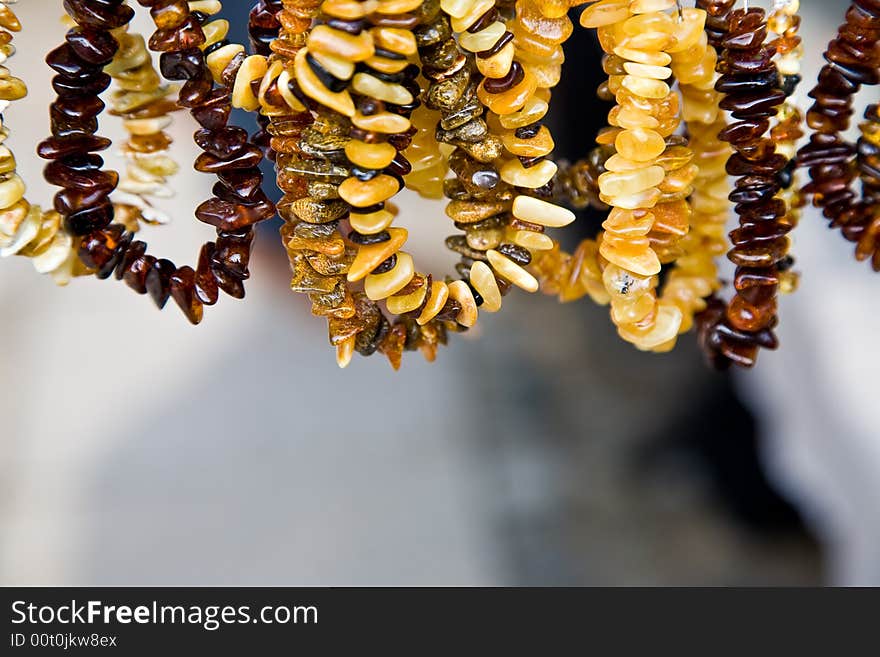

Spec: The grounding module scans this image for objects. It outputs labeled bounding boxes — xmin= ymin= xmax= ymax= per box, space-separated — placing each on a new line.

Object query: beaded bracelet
xmin=0 ymin=3 xmax=176 ymax=284
xmin=796 ymin=0 xmax=880 ymax=270
xmin=696 ymin=6 xmax=790 ymax=369
xmin=37 ymin=0 xmax=273 ymax=324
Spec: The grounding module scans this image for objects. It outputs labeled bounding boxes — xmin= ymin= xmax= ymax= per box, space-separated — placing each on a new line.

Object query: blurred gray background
xmin=0 ymin=0 xmax=876 ymax=586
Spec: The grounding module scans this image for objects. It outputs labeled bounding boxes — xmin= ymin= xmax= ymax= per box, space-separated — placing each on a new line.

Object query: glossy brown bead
xmin=170 ymin=266 xmax=204 ymax=325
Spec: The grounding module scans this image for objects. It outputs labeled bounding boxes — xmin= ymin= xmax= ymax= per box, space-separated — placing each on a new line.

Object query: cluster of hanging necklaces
xmin=0 ymin=0 xmax=878 ymax=370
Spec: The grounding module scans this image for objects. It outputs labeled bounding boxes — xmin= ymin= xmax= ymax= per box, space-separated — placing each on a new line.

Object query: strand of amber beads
xmin=38 ymin=0 xmax=274 ymax=324
xmin=0 ymin=1 xmax=86 ymax=284
xmin=697 ymin=7 xmax=790 ymax=369
xmin=104 ymin=19 xmax=181 ymax=231
xmin=582 ymin=0 xmax=698 ymax=351
xmin=796 ymin=0 xmax=880 ymax=270
xmin=1 ymin=6 xmax=186 ymax=285
xmin=436 ymin=0 xmax=576 ymax=309
xmin=659 ymin=4 xmax=729 ymax=335
xmin=766 ymin=0 xmax=804 ymax=295
xmin=266 ymin=0 xmax=453 ymax=368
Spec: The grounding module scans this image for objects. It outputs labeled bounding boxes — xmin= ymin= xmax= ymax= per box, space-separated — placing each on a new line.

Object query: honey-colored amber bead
xmin=347 ymin=228 xmax=408 ymax=282
xmin=621 ymin=75 xmax=669 ymax=99
xmin=478 ymin=72 xmax=537 ymax=115
xmin=349 ymin=208 xmax=396 ymax=235
xmin=501 ymin=126 xmax=554 ymax=157
xmin=615 ymin=128 xmax=666 ymax=162
xmin=344 ymin=140 xmax=397 ymax=169
xmin=351 ymin=73 xmax=413 ymax=106
xmin=498 ymin=96 xmax=549 ymax=129
xmin=580 ymin=0 xmax=632 ymax=28
xmin=599 ymin=165 xmax=665 ymax=197
xmin=450 ymin=0 xmax=495 ymax=32
xmin=417 ymin=280 xmax=449 ymax=325
xmin=618 ymin=303 xmax=682 ymax=350
xmin=364 ymin=251 xmax=414 ymax=300
xmin=599 ymin=187 xmax=661 ymax=210
xmin=603 ymin=208 xmax=655 ymax=236
xmin=232 ymin=55 xmax=267 ymax=111
xmin=475 ymin=42 xmax=515 ymax=79
xmin=0 ymin=173 xmax=25 ymax=208
xmin=338 ymin=174 xmax=399 ymax=208
xmin=623 ymin=62 xmax=671 ymax=80
xmin=387 ymin=281 xmax=428 ymax=315
xmin=666 ymin=8 xmax=706 ymax=54
xmin=371 ymin=27 xmax=417 ymax=56
xmin=509 ymin=229 xmax=554 ymax=251
xmin=308 ymin=25 xmax=374 ymax=62
xmin=459 ymin=21 xmax=505 ymax=53
xmin=310 ymin=50 xmax=355 ymax=80
xmin=294 ymin=49 xmax=355 ymax=117
xmin=352 ymin=111 xmax=411 ymax=133
xmin=499 ymin=159 xmax=557 ymax=188
xmin=650 ymin=200 xmax=689 ymax=236
xmin=600 ymin=233 xmax=662 ymax=277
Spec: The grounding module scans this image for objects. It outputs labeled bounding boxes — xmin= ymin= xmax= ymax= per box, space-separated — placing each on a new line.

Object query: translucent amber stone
xmin=308 ymin=25 xmax=374 ymax=62
xmin=580 ymin=0 xmax=632 ymax=29
xmin=615 ymin=128 xmax=666 ymax=162
xmin=499 ymin=159 xmax=557 ymax=188
xmin=600 ymin=233 xmax=661 ymax=276
xmin=621 ymin=75 xmax=669 ymax=99
xmin=338 ymin=174 xmax=399 ymax=207
xmin=469 ymin=261 xmax=502 ymax=312
xmin=364 ymin=251 xmax=414 ymax=300
xmin=478 ymin=71 xmax=537 ymax=115
xmin=417 ymin=280 xmax=449 ymax=325
xmin=599 ymin=165 xmax=665 ymax=197
xmin=487 ymin=249 xmax=539 ymax=292
xmin=344 ymin=140 xmax=397 ymax=169
xmin=347 ymin=228 xmax=408 ymax=282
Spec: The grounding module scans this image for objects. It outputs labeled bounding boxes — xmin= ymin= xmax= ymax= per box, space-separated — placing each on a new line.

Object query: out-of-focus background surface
xmin=0 ymin=1 xmax=876 ymax=585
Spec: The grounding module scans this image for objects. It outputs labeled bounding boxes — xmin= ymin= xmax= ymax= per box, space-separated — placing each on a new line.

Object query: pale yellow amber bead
xmin=387 ymin=282 xmax=429 ymax=315
xmin=623 ymin=62 xmax=671 ymax=80
xmin=599 ymin=165 xmax=665 ymax=197
xmin=476 ymin=42 xmax=515 ymax=79
xmin=364 ymin=252 xmax=414 ymax=300
xmin=469 ymin=261 xmax=502 ymax=312
xmin=580 ymin=0 xmax=631 ymax=28
xmin=459 ymin=21 xmax=506 ymax=53
xmin=349 ymin=208 xmax=396 ymax=235
xmin=351 ymin=73 xmax=413 ymax=106
xmin=487 ymin=249 xmax=539 ymax=293
xmin=499 ymin=159 xmax=557 ymax=188
xmin=512 ymin=195 xmax=575 ymax=228
xmin=621 ymin=75 xmax=670 ymax=99
xmin=615 ymin=128 xmax=666 ymax=162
